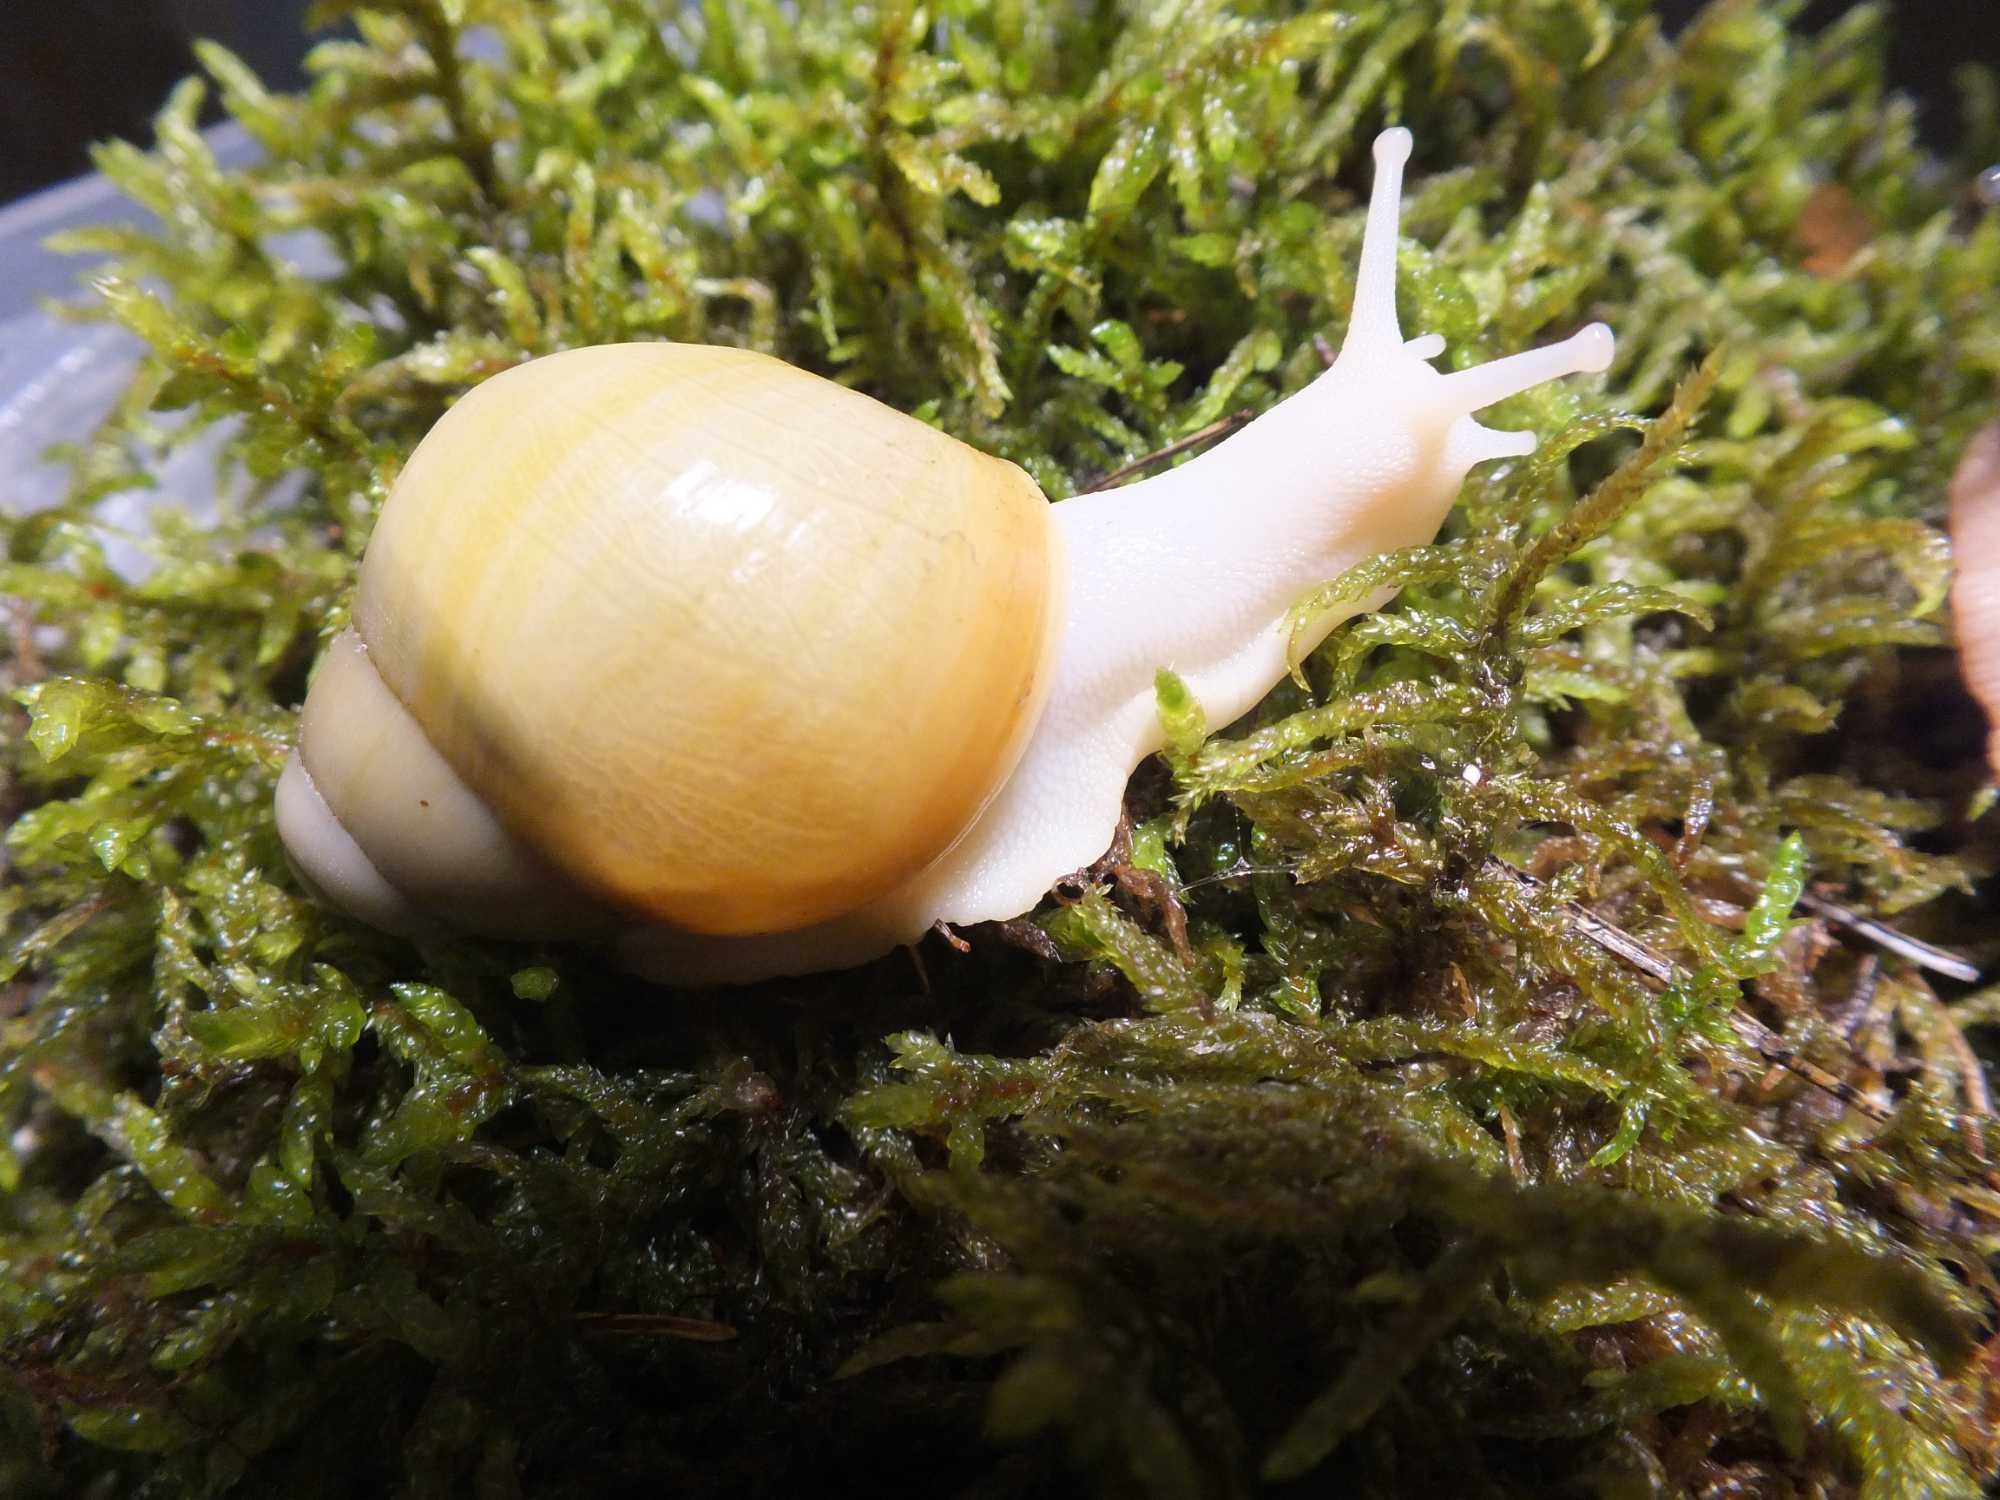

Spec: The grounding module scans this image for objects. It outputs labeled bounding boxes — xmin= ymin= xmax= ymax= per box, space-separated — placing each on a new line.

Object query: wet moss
xmin=4 ymin=1 xmax=2000 ymax=1495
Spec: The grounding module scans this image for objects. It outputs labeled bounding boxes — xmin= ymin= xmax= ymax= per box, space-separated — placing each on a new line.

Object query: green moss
xmin=4 ymin=1 xmax=2000 ymax=1494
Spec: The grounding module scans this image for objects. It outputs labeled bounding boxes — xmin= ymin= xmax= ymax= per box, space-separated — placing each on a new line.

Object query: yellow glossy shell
xmin=352 ymin=342 xmax=1060 ymax=936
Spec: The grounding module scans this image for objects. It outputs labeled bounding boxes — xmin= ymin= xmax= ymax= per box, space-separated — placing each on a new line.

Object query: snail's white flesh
xmin=280 ymin=128 xmax=1613 ymax=984
xmin=618 ymin=129 xmax=1613 ymax=981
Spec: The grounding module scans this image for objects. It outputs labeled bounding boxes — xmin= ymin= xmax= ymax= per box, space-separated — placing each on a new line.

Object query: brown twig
xmin=574 ymin=1312 xmax=738 ymax=1343
xmin=1726 ymin=1011 xmax=1887 ymax=1123
xmin=1796 ymin=891 xmax=1982 ymax=985
xmin=1083 ymin=410 xmax=1254 ymax=492
xmin=1484 ymin=859 xmax=1891 ymax=1122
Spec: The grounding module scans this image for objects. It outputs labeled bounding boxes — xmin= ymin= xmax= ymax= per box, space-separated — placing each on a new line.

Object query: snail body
xmin=277 ymin=128 xmax=1614 ymax=983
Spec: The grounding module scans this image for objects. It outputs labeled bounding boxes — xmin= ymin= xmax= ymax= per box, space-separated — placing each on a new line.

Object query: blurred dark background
xmin=0 ymin=0 xmax=1995 ymax=205
xmin=1 ymin=1 xmax=319 ymax=202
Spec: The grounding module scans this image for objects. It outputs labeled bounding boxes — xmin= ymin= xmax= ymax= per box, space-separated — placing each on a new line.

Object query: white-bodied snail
xmin=276 ymin=128 xmax=1614 ymax=983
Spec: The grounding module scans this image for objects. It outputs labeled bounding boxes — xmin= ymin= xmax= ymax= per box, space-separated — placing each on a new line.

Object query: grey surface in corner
xmin=0 ymin=125 xmax=258 ymax=539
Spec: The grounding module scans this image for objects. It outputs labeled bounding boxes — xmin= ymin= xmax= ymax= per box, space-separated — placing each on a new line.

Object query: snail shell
xmin=281 ymin=343 xmax=1060 ymax=938
xmin=278 ymin=128 xmax=1614 ymax=982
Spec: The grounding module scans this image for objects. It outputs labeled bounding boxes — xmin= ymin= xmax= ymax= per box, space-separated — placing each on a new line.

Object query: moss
xmin=4 ymin=1 xmax=2000 ymax=1494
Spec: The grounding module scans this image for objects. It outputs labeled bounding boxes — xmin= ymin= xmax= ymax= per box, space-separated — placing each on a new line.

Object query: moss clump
xmin=5 ymin=1 xmax=2000 ymax=1494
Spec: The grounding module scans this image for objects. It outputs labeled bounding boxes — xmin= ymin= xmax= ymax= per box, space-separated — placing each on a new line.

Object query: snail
xmin=275 ymin=127 xmax=1614 ymax=983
